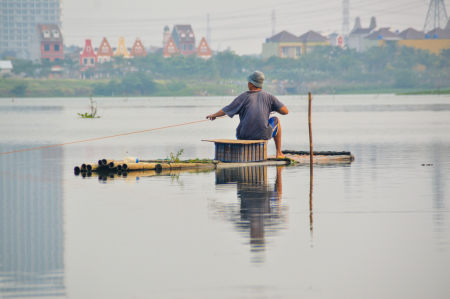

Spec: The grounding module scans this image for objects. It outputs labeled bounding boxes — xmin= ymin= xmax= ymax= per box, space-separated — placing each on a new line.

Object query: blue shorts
xmin=236 ymin=116 xmax=279 ymax=139
xmin=269 ymin=116 xmax=279 ymax=138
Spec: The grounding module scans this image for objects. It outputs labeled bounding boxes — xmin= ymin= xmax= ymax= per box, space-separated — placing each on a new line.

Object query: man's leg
xmin=274 ymin=121 xmax=285 ymax=158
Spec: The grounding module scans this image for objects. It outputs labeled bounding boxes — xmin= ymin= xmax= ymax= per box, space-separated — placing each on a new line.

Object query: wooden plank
xmin=202 ymin=139 xmax=267 ymax=144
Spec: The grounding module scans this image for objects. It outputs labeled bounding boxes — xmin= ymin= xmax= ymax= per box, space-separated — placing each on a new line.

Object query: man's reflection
xmin=214 ymin=166 xmax=286 ymax=263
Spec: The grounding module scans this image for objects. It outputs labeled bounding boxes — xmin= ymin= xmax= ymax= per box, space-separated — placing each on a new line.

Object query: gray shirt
xmin=222 ymin=90 xmax=285 ymax=140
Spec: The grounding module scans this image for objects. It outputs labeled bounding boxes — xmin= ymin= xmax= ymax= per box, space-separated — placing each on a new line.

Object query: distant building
xmin=0 ymin=0 xmax=62 ymax=60
xmin=298 ymin=30 xmax=330 ymax=54
xmin=397 ymin=27 xmax=450 ymax=55
xmin=262 ymin=30 xmax=329 ymax=59
xmin=114 ymin=37 xmax=130 ymax=58
xmin=0 ymin=60 xmax=13 ymax=75
xmin=197 ymin=37 xmax=212 ymax=59
xmin=163 ymin=36 xmax=179 ymax=58
xmin=171 ymin=25 xmax=196 ymax=55
xmin=328 ymin=33 xmax=345 ymax=48
xmin=426 ymin=27 xmax=450 ymax=39
xmin=79 ymin=39 xmax=97 ymax=67
xmin=130 ymin=38 xmax=147 ymax=57
xmin=96 ymin=38 xmax=114 ymax=64
xmin=163 ymin=25 xmax=171 ymax=48
xmin=348 ymin=17 xmax=377 ymax=52
xmin=364 ymin=27 xmax=400 ymax=49
xmin=29 ymin=24 xmax=63 ymax=62
xmin=262 ymin=31 xmax=302 ymax=59
xmin=328 ymin=33 xmax=339 ymax=46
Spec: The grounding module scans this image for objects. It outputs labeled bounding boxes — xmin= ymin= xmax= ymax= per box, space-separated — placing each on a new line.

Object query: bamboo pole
xmin=122 ymin=163 xmax=144 ymax=170
xmin=109 ymin=160 xmax=124 ymax=169
xmin=308 ymin=92 xmax=313 ymax=168
xmin=101 ymin=159 xmax=115 ymax=166
xmin=308 ymin=92 xmax=314 ymax=242
xmin=122 ymin=162 xmax=157 ymax=170
xmin=81 ymin=163 xmax=98 ymax=171
xmin=156 ymin=163 xmax=171 ymax=171
xmin=142 ymin=163 xmax=157 ymax=170
xmin=86 ymin=164 xmax=99 ymax=171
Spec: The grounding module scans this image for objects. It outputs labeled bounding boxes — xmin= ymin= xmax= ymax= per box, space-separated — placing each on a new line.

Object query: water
xmin=1 ymin=94 xmax=449 ymax=299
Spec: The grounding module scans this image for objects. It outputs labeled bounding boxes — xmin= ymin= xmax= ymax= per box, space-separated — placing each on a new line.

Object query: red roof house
xmin=130 ymin=38 xmax=147 ymax=57
xmin=196 ymin=37 xmax=212 ymax=59
xmin=30 ymin=24 xmax=64 ymax=62
xmin=80 ymin=39 xmax=97 ymax=67
xmin=163 ymin=37 xmax=179 ymax=58
xmin=171 ymin=25 xmax=196 ymax=55
xmin=96 ymin=37 xmax=114 ymax=64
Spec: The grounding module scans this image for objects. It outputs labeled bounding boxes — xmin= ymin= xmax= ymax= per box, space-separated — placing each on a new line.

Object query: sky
xmin=62 ymin=0 xmax=448 ymax=55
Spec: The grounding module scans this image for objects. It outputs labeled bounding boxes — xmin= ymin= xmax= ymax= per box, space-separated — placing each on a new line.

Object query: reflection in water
xmin=0 ymin=145 xmax=65 ymax=298
xmin=212 ymin=166 xmax=287 ymax=263
xmin=432 ymin=143 xmax=446 ymax=250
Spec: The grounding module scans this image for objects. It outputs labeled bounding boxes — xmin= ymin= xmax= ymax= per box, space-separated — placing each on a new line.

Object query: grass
xmin=396 ymin=89 xmax=450 ymax=95
xmin=1 ymin=78 xmax=448 ymax=97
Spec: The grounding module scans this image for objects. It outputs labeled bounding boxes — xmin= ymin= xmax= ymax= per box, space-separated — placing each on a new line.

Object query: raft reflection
xmin=214 ymin=166 xmax=287 ymax=264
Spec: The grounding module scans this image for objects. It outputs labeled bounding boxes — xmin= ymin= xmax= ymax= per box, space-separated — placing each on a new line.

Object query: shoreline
xmin=1 ymin=78 xmax=448 ymax=98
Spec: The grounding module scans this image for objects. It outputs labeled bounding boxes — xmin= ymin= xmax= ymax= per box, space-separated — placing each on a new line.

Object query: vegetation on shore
xmin=2 ymin=43 xmax=449 ymax=97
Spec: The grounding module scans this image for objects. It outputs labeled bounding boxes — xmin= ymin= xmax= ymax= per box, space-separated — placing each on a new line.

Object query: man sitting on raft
xmin=206 ymin=71 xmax=289 ymax=158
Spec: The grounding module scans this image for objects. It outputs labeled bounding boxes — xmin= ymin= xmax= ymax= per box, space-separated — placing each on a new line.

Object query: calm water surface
xmin=0 ymin=95 xmax=449 ymax=298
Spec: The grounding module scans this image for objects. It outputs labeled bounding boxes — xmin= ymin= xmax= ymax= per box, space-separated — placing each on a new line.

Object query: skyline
xmin=51 ymin=0 xmax=450 ymax=54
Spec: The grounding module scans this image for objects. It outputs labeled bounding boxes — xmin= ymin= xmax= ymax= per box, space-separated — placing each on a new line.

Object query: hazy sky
xmin=63 ymin=0 xmax=447 ymax=55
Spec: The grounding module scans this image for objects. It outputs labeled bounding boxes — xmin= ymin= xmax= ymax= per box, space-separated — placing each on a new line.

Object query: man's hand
xmin=206 ymin=114 xmax=217 ymax=121
xmin=206 ymin=109 xmax=226 ymax=121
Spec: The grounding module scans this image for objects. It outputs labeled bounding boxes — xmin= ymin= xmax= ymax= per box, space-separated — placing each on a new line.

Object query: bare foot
xmin=276 ymin=153 xmax=286 ymax=159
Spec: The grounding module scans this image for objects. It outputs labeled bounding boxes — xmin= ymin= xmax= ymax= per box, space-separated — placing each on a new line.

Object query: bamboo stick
xmin=81 ymin=163 xmax=99 ymax=171
xmin=122 ymin=162 xmax=157 ymax=170
xmin=156 ymin=163 xmax=171 ymax=171
xmin=308 ymin=92 xmax=313 ymax=168
xmin=101 ymin=159 xmax=115 ymax=165
xmin=86 ymin=164 xmax=99 ymax=171
xmin=142 ymin=163 xmax=157 ymax=170
xmin=109 ymin=160 xmax=124 ymax=169
xmin=309 ymin=92 xmax=314 ymax=239
xmin=123 ymin=163 xmax=144 ymax=170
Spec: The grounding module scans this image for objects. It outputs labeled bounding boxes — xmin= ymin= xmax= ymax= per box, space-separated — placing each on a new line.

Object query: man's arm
xmin=206 ymin=109 xmax=226 ymax=121
xmin=278 ymin=106 xmax=289 ymax=115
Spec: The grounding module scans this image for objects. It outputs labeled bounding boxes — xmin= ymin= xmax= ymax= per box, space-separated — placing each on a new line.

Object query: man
xmin=206 ymin=71 xmax=289 ymax=158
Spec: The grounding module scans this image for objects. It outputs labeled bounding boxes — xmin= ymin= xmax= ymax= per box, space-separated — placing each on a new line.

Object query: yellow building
xmin=262 ymin=31 xmax=303 ymax=59
xmin=397 ymin=28 xmax=450 ymax=55
xmin=262 ymin=30 xmax=329 ymax=59
xmin=298 ymin=31 xmax=330 ymax=54
xmin=114 ymin=37 xmax=130 ymax=58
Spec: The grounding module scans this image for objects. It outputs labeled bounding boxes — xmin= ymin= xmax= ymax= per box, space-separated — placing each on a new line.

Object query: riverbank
xmin=1 ymin=78 xmax=448 ymax=97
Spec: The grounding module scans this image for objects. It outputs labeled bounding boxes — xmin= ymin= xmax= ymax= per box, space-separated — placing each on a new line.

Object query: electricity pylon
xmin=343 ymin=0 xmax=349 ymax=36
xmin=423 ymin=0 xmax=448 ymax=32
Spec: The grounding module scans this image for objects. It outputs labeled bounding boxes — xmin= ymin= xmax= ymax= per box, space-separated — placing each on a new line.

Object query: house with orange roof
xmin=130 ymin=38 xmax=147 ymax=57
xmin=196 ymin=37 xmax=212 ymax=59
xmin=163 ymin=36 xmax=179 ymax=58
xmin=96 ymin=37 xmax=114 ymax=64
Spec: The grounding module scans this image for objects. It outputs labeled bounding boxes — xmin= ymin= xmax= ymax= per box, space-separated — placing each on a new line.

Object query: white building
xmin=349 ymin=17 xmax=376 ymax=52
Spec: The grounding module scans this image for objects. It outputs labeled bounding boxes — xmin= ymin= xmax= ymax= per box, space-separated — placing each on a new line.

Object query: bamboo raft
xmin=74 ymin=150 xmax=354 ymax=175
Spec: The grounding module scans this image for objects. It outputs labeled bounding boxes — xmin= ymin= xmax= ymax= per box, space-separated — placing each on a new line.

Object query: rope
xmin=0 ymin=117 xmax=225 ymax=156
